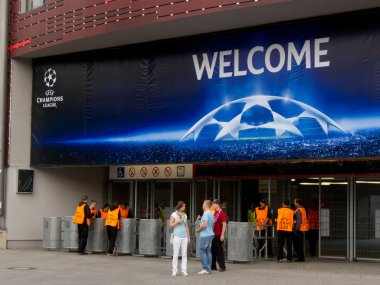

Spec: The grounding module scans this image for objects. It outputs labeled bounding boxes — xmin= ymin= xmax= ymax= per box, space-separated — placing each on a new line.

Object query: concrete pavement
xmin=0 ymin=249 xmax=379 ymax=285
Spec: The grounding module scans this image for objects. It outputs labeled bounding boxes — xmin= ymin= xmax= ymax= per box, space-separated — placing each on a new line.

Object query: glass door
xmin=320 ymin=178 xmax=349 ymax=258
xmin=355 ymin=179 xmax=380 ymax=260
xmin=218 ymin=180 xmax=241 ymax=221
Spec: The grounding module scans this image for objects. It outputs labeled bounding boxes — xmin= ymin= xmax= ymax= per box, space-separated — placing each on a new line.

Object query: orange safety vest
xmin=99 ymin=209 xmax=108 ymax=219
xmin=295 ymin=207 xmax=309 ymax=232
xmin=119 ymin=206 xmax=129 ymax=219
xmin=72 ymin=204 xmax=85 ymax=224
xmin=307 ymin=208 xmax=319 ymax=230
xmin=255 ymin=206 xmax=270 ymax=230
xmin=87 ymin=209 xmax=98 ymax=225
xmin=277 ymin=207 xmax=294 ymax=232
xmin=105 ymin=208 xmax=120 ymax=228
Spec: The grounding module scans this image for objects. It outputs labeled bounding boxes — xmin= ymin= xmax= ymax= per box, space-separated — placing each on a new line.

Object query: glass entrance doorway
xmin=355 ymin=179 xmax=380 ymax=260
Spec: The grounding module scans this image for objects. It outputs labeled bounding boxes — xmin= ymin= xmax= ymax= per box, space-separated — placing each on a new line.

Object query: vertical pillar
xmin=348 ymin=177 xmax=355 ymax=261
xmin=0 ymin=0 xmax=9 ymax=221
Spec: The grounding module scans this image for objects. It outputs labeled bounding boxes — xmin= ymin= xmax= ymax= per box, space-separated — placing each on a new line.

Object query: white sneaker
xmin=182 ymin=272 xmax=188 ymax=276
xmin=197 ymin=270 xmax=210 ymax=275
xmin=172 ymin=272 xmax=177 ymax=277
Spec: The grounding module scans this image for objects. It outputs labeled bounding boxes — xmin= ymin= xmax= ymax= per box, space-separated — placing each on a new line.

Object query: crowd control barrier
xmin=88 ymin=218 xmax=107 ymax=253
xmin=227 ymin=222 xmax=254 ymax=262
xmin=43 ymin=217 xmax=61 ymax=250
xmin=116 ymin=219 xmax=136 ymax=254
xmin=139 ymin=219 xmax=161 ymax=256
xmin=61 ymin=216 xmax=78 ymax=251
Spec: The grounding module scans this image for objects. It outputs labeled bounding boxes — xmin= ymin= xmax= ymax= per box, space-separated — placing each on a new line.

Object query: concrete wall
xmin=5 ymin=58 xmax=108 ymax=248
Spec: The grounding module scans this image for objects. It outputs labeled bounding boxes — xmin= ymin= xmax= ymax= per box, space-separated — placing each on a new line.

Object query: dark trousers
xmin=294 ymin=231 xmax=305 ymax=260
xmin=308 ymin=229 xmax=319 ymax=257
xmin=277 ymin=231 xmax=292 ymax=261
xmin=211 ymin=235 xmax=226 ymax=269
xmin=107 ymin=226 xmax=118 ymax=254
xmin=78 ymin=224 xmax=89 ymax=253
xmin=257 ymin=229 xmax=273 ymax=257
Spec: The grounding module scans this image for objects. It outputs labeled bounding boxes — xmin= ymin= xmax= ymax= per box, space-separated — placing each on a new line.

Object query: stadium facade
xmin=1 ymin=0 xmax=380 ymax=261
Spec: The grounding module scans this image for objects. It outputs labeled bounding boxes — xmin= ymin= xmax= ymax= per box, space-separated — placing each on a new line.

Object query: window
xmin=20 ymin=0 xmax=45 ymax=14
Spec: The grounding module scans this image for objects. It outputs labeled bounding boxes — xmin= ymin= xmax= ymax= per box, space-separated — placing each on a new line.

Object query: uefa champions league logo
xmin=36 ymin=67 xmax=63 ymax=108
xmin=44 ymin=68 xmax=57 ymax=88
xmin=182 ymin=95 xmax=345 ymax=141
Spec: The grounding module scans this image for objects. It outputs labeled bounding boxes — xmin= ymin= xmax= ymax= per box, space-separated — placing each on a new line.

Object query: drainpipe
xmin=0 ymin=0 xmax=9 ymax=222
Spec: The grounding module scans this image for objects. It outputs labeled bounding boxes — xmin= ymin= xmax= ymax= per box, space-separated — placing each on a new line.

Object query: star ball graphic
xmin=182 ymin=95 xmax=345 ymax=142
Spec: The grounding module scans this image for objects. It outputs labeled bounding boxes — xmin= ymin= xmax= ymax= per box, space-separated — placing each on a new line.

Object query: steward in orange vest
xmin=255 ymin=199 xmax=273 ymax=258
xmin=293 ymin=198 xmax=308 ymax=262
xmin=276 ymin=199 xmax=294 ymax=262
xmin=72 ymin=194 xmax=95 ymax=255
xmin=118 ymin=202 xmax=133 ymax=219
xmin=105 ymin=205 xmax=121 ymax=256
xmin=307 ymin=206 xmax=319 ymax=257
xmin=87 ymin=200 xmax=98 ymax=226
xmin=97 ymin=204 xmax=110 ymax=219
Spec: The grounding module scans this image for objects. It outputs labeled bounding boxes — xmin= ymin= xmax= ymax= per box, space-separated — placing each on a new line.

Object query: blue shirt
xmin=171 ymin=212 xmax=187 ymax=238
xmin=200 ymin=210 xmax=215 ymax=238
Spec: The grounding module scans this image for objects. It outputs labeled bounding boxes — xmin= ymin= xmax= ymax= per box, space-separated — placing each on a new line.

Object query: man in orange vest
xmin=105 ymin=204 xmax=121 ymax=256
xmin=87 ymin=200 xmax=98 ymax=226
xmin=72 ymin=194 xmax=95 ymax=255
xmin=97 ymin=203 xmax=110 ymax=219
xmin=294 ymin=198 xmax=309 ymax=262
xmin=118 ymin=201 xmax=133 ymax=219
xmin=307 ymin=202 xmax=319 ymax=257
xmin=255 ymin=198 xmax=273 ymax=258
xmin=276 ymin=198 xmax=294 ymax=262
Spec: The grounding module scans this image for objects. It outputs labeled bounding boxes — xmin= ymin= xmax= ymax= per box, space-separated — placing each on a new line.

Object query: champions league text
xmin=192 ymin=37 xmax=330 ymax=80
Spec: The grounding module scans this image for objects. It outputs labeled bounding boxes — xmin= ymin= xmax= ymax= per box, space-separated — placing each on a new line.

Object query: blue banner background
xmin=31 ymin=9 xmax=380 ymax=166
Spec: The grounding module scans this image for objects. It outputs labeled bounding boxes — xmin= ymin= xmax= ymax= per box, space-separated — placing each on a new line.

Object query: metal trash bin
xmin=43 ymin=217 xmax=61 ymax=250
xmin=139 ymin=219 xmax=161 ymax=256
xmin=116 ymin=219 xmax=136 ymax=254
xmin=227 ymin=222 xmax=253 ymax=262
xmin=61 ymin=216 xmax=78 ymax=251
xmin=88 ymin=218 xmax=107 ymax=253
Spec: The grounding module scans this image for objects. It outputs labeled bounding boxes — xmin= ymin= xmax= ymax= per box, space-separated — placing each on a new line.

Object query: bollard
xmin=43 ymin=217 xmax=61 ymax=250
xmin=139 ymin=219 xmax=161 ymax=256
xmin=116 ymin=219 xmax=136 ymax=255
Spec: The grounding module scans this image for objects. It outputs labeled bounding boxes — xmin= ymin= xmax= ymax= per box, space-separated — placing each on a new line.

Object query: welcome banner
xmin=31 ymin=9 xmax=380 ymax=166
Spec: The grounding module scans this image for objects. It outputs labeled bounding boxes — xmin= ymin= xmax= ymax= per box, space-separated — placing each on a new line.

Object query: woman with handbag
xmin=169 ymin=201 xmax=190 ymax=276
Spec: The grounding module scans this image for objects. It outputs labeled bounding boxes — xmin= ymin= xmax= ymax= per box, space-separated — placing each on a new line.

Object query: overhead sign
xmin=109 ymin=164 xmax=193 ymax=180
xmin=31 ymin=10 xmax=380 ymax=166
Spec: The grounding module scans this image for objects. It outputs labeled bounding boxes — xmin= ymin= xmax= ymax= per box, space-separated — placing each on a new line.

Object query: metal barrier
xmin=61 ymin=216 xmax=78 ymax=251
xmin=254 ymin=224 xmax=276 ymax=259
xmin=227 ymin=222 xmax=253 ymax=262
xmin=139 ymin=219 xmax=161 ymax=256
xmin=88 ymin=218 xmax=107 ymax=253
xmin=43 ymin=217 xmax=61 ymax=250
xmin=116 ymin=219 xmax=136 ymax=255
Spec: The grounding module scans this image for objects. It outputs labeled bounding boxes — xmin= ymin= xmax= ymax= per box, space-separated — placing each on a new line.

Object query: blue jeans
xmin=199 ymin=235 xmax=214 ymax=272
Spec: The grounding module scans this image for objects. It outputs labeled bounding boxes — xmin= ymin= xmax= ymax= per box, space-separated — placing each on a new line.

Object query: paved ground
xmin=0 ymin=249 xmax=379 ymax=285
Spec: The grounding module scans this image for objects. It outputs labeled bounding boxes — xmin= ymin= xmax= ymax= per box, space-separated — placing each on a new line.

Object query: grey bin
xmin=61 ymin=216 xmax=78 ymax=251
xmin=116 ymin=219 xmax=136 ymax=254
xmin=88 ymin=218 xmax=107 ymax=253
xmin=227 ymin=222 xmax=254 ymax=262
xmin=139 ymin=219 xmax=161 ymax=256
xmin=43 ymin=217 xmax=61 ymax=250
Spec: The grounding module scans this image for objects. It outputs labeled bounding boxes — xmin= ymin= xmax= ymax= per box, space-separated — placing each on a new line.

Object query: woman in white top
xmin=169 ymin=201 xmax=190 ymax=276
